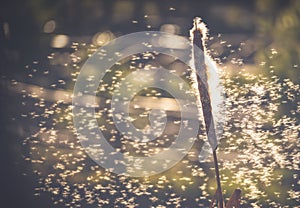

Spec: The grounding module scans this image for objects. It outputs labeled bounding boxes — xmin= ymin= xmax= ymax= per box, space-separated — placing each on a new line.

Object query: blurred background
xmin=1 ymin=0 xmax=299 ymax=207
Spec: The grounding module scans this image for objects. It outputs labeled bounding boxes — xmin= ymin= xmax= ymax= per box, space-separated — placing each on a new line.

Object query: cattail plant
xmin=190 ymin=17 xmax=241 ymax=208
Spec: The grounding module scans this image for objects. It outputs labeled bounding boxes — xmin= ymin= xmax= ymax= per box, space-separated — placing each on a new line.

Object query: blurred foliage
xmin=255 ymin=0 xmax=300 ymax=83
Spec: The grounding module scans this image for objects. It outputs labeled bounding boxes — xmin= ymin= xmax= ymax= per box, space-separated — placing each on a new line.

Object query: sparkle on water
xmin=19 ymin=35 xmax=300 ymax=207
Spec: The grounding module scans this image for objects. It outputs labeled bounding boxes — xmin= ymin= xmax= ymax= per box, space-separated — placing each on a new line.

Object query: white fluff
xmin=189 ymin=17 xmax=225 ymax=160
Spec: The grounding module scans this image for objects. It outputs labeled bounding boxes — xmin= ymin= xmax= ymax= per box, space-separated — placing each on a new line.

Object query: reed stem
xmin=190 ymin=17 xmax=224 ymax=208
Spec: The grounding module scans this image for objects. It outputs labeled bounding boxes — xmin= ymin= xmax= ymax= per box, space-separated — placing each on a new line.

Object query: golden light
xmin=92 ymin=31 xmax=115 ymax=46
xmin=51 ymin=34 xmax=69 ymax=48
